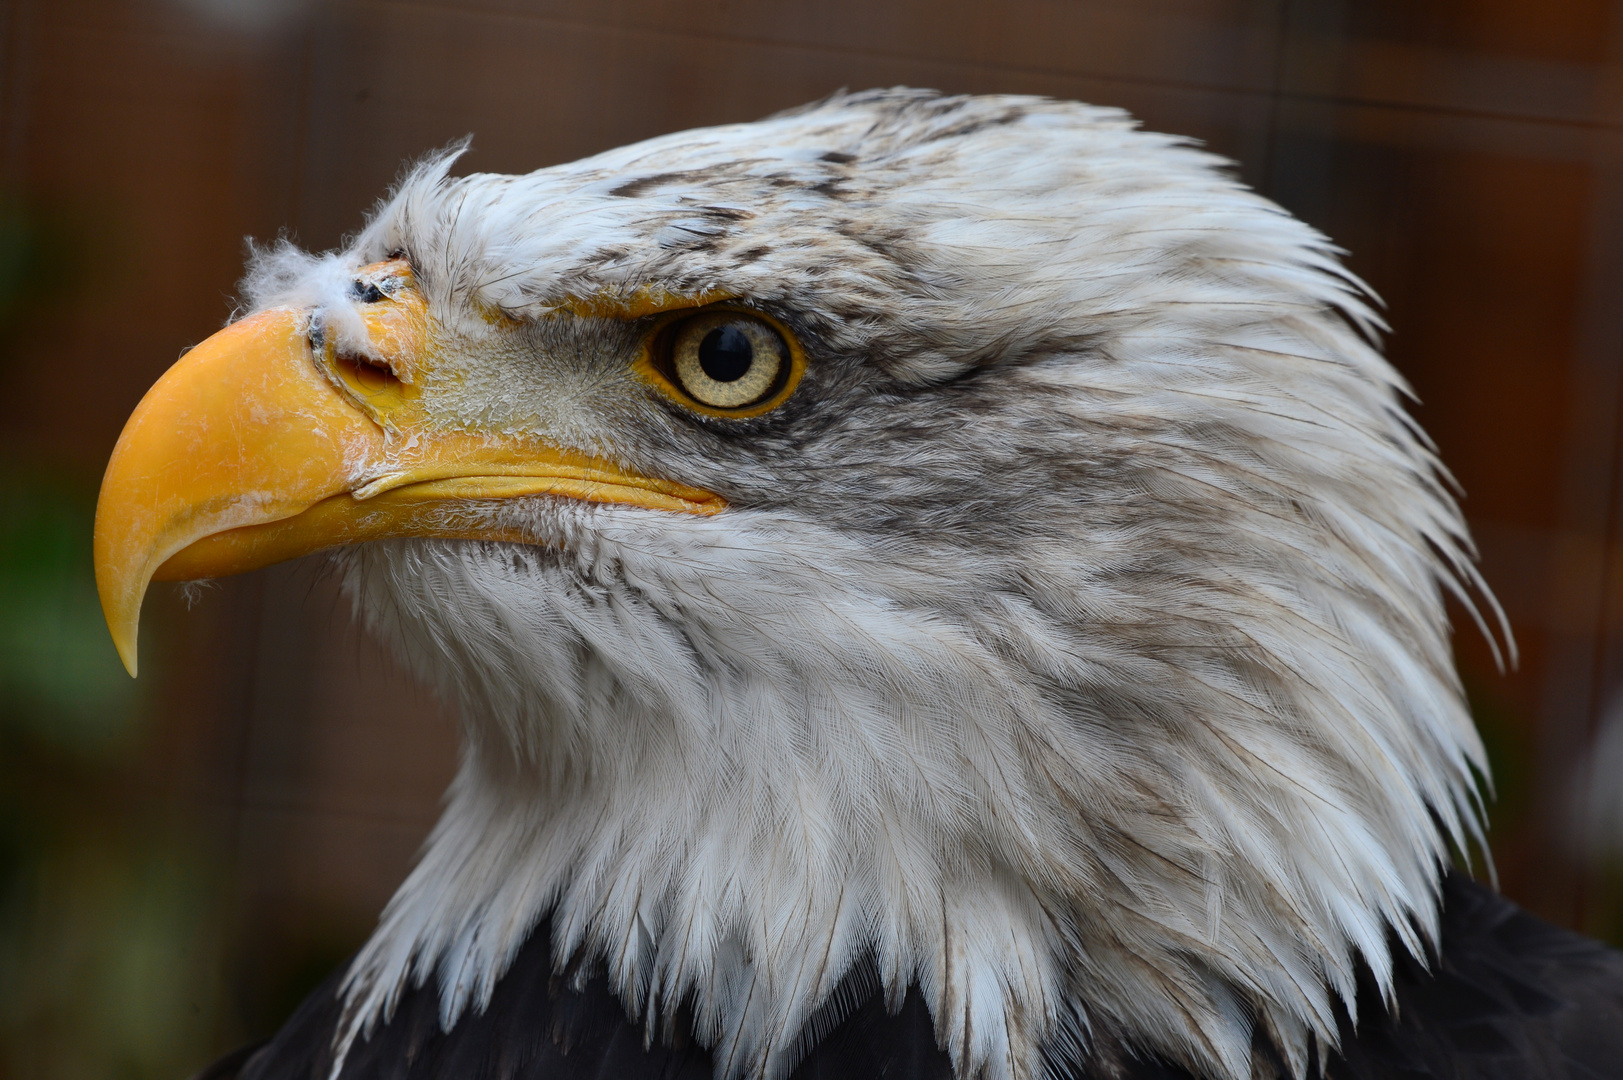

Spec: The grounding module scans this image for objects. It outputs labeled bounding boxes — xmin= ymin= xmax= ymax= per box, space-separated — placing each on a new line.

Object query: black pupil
xmin=698 ymin=325 xmax=755 ymax=383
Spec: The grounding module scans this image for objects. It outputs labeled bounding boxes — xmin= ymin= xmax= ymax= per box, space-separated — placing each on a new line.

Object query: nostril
xmin=352 ymin=280 xmax=387 ymax=304
xmin=335 ymin=350 xmax=400 ymax=393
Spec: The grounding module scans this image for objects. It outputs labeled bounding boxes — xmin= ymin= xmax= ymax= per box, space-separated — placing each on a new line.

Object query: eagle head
xmin=93 ymin=90 xmax=1496 ymax=1080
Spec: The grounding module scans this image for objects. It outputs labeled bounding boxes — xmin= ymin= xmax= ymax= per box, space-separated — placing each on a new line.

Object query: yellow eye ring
xmin=635 ymin=306 xmax=806 ymax=419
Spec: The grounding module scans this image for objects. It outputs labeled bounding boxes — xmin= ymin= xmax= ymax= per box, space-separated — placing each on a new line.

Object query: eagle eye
xmin=641 ymin=309 xmax=804 ymax=417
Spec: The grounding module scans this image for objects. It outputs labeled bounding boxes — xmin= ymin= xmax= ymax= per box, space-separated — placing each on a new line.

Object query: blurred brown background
xmin=2 ymin=0 xmax=1622 ymax=1075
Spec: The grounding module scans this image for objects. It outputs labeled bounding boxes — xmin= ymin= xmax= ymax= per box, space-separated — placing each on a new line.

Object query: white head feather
xmin=244 ymin=90 xmax=1500 ymax=1080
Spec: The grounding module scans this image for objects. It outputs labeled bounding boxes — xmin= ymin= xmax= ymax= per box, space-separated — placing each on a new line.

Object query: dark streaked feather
xmin=200 ymin=873 xmax=1623 ymax=1080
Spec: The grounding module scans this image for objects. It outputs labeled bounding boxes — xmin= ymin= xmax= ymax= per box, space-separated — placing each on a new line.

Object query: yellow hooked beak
xmin=94 ymin=261 xmax=724 ymax=676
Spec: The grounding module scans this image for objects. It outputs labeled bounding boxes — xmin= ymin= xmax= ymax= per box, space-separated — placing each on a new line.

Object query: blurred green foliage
xmin=0 ymin=198 xmax=234 ymax=1080
xmin=0 ymin=479 xmax=232 ymax=1080
xmin=1 ymin=482 xmax=139 ymax=750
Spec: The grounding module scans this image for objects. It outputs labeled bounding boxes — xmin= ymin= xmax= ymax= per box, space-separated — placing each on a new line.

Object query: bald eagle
xmin=94 ymin=90 xmax=1623 ymax=1080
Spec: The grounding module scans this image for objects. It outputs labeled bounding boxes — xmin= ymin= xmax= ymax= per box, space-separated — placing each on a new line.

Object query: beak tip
xmin=97 ymin=572 xmax=143 ymax=679
xmin=105 ymin=610 xmax=140 ymax=678
xmin=117 ymin=643 xmax=139 ymax=679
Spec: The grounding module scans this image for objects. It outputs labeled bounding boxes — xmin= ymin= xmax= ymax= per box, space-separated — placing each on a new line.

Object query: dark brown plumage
xmin=199 ymin=874 xmax=1623 ymax=1080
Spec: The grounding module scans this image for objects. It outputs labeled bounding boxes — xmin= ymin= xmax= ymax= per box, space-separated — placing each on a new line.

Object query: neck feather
xmin=326 ymin=491 xmax=1486 ymax=1080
